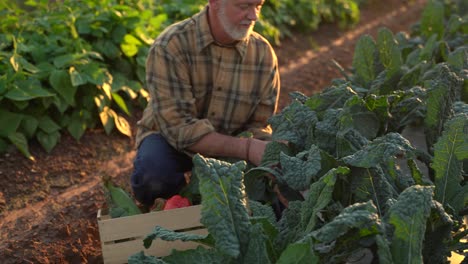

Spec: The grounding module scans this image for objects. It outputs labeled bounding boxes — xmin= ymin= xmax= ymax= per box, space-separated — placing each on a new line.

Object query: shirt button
xmin=211 ymin=112 xmax=216 ymax=116
xmin=217 ymin=87 xmax=222 ymax=91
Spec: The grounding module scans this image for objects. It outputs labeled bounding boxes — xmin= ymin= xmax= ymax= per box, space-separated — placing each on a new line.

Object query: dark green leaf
xmin=5 ymin=80 xmax=55 ymax=101
xmin=342 ymin=133 xmax=417 ymax=168
xmin=268 ymin=101 xmax=318 ymax=150
xmin=193 ymin=155 xmax=250 ymax=258
xmin=279 ymin=145 xmax=321 ymax=191
xmin=276 ymin=239 xmax=318 ymax=264
xmin=388 ymin=186 xmax=433 ymax=264
xmin=36 ymin=130 xmax=60 ymax=153
xmin=432 ymin=115 xmax=468 ymax=212
xmin=420 ymin=0 xmax=445 ymax=39
xmin=377 ymin=28 xmax=402 ymax=78
xmin=0 ymin=110 xmax=23 ymax=137
xmin=38 ymin=116 xmax=61 ymax=133
xmin=20 ymin=115 xmax=38 ymax=139
xmin=352 ymin=35 xmax=377 ymax=87
xmin=310 ymin=201 xmax=380 ymax=243
xmin=49 ymin=69 xmax=77 ymax=106
xmin=69 ymin=67 xmax=87 ymax=86
xmin=111 ymin=92 xmax=130 ymax=116
xmin=67 ymin=115 xmax=87 ymax=140
xmin=8 ymin=132 xmax=33 ymax=160
xmin=301 ymin=167 xmax=347 ymax=233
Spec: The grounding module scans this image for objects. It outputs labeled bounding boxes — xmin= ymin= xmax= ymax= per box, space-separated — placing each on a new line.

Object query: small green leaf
xmin=0 ymin=110 xmax=23 ymax=137
xmin=121 ymin=34 xmax=142 ymax=57
xmin=38 ymin=116 xmax=61 ymax=134
xmin=67 ymin=116 xmax=87 ymax=140
xmin=111 ymin=92 xmax=130 ymax=116
xmin=69 ymin=67 xmax=87 ymax=86
xmin=36 ymin=130 xmax=60 ymax=153
xmin=5 ymin=80 xmax=55 ymax=101
xmin=20 ymin=115 xmax=39 ymax=139
xmin=49 ymin=69 xmax=77 ymax=106
xmin=8 ymin=132 xmax=34 ymax=160
xmin=53 ymin=53 xmax=84 ymax=68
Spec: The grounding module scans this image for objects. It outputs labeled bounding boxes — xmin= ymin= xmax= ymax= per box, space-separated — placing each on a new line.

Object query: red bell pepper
xmin=163 ymin=195 xmax=191 ymax=210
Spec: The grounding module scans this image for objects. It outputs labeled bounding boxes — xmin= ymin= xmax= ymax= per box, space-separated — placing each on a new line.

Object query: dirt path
xmin=0 ymin=1 xmax=426 ymax=263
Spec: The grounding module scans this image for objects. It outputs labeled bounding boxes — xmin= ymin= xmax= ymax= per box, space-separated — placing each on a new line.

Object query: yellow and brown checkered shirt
xmin=135 ymin=6 xmax=280 ymax=151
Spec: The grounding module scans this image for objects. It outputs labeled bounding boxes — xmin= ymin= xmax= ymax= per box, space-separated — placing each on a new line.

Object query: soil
xmin=0 ymin=1 xmax=427 ymax=263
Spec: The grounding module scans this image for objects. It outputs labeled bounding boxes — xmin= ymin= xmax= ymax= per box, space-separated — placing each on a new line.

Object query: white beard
xmin=217 ymin=4 xmax=254 ymax=41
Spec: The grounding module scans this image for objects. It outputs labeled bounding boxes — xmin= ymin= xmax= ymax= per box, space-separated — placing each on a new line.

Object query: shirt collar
xmin=194 ymin=5 xmax=249 ymax=58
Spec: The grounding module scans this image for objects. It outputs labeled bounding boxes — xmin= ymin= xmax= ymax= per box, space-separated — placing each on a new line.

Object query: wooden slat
xmin=98 ymin=205 xmax=203 ymax=242
xmin=101 ymin=228 xmax=208 ymax=264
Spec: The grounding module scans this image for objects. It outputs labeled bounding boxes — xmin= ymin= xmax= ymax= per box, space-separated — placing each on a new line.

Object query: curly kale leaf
xmin=276 ymin=238 xmax=319 ymax=264
xmin=389 ymin=87 xmax=427 ymax=130
xmin=341 ymin=95 xmax=381 ymax=140
xmin=422 ymin=200 xmax=455 ymax=263
xmin=336 ymin=127 xmax=370 ymax=158
xmin=275 ymin=201 xmax=303 ymax=252
xmin=314 ymin=109 xmax=341 ymax=154
xmin=143 ymin=226 xmax=208 ymax=249
xmin=268 ymin=101 xmax=318 ymax=150
xmin=342 ymin=132 xmax=417 ymax=168
xmin=387 ymin=185 xmax=434 ymax=264
xmin=377 ymin=27 xmax=403 ymax=81
xmin=193 ymin=155 xmax=250 ymax=258
xmin=432 ymin=114 xmax=468 ymax=213
xmin=397 ymin=61 xmax=432 ymax=90
xmin=335 ymin=95 xmax=380 ymax=158
xmin=345 ymin=166 xmax=399 ymax=216
xmin=447 ymin=46 xmax=468 ymax=70
xmin=261 ymin=141 xmax=293 ymax=167
xmin=308 ymin=201 xmax=381 ymax=245
xmin=249 ymin=200 xmax=278 ymax=229
xmin=241 ymin=223 xmax=272 ymax=264
xmin=301 ymin=167 xmax=349 ymax=233
xmin=424 ymin=63 xmax=464 ymax=147
xmin=352 ymin=35 xmax=378 ymax=88
xmin=304 ymin=84 xmax=358 ymax=114
xmin=420 ymin=0 xmax=445 ymax=40
xmin=278 ymin=145 xmax=322 ymax=191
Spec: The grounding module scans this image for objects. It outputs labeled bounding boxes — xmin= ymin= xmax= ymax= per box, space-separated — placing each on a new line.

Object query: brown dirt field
xmin=0 ymin=1 xmax=428 ymax=263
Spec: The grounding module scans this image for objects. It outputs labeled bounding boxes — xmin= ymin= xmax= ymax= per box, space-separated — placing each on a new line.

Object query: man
xmin=132 ymin=0 xmax=280 ymax=208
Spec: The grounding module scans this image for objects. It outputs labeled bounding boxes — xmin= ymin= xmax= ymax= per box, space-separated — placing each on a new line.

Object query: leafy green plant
xmin=128 ymin=1 xmax=467 ymax=263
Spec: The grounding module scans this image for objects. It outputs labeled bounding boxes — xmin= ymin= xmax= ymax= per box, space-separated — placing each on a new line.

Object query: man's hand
xmin=248 ymin=138 xmax=269 ymax=166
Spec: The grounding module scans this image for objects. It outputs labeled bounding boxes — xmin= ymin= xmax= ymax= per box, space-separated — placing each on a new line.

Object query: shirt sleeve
xmin=146 ymin=44 xmax=215 ymax=151
xmin=246 ymin=48 xmax=280 ymax=140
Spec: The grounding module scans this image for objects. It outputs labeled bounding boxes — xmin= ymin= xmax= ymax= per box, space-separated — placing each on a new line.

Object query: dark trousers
xmin=131 ymin=134 xmax=193 ymax=207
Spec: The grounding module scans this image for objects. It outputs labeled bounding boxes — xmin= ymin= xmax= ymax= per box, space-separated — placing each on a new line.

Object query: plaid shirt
xmin=135 ymin=6 xmax=280 ymax=151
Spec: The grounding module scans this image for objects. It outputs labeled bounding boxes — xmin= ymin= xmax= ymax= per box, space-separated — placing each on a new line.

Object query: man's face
xmin=216 ymin=0 xmax=264 ymax=41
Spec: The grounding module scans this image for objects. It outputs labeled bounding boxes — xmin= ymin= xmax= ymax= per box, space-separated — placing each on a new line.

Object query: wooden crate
xmin=97 ymin=205 xmax=207 ymax=264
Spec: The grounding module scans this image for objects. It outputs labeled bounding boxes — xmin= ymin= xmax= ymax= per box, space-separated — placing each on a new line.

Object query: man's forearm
xmin=187 ymin=132 xmax=268 ymax=166
xmin=187 ymin=132 xmax=249 ymax=160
